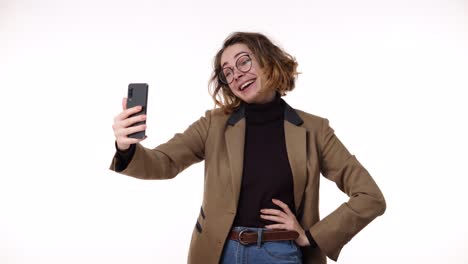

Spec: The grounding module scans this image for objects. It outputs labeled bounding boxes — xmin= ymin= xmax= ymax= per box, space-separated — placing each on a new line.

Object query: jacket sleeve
xmin=109 ymin=110 xmax=211 ymax=180
xmin=113 ymin=142 xmax=136 ymax=172
xmin=308 ymin=118 xmax=386 ymax=261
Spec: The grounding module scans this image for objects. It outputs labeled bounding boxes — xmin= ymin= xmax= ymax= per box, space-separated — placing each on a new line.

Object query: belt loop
xmin=257 ymin=228 xmax=263 ymax=248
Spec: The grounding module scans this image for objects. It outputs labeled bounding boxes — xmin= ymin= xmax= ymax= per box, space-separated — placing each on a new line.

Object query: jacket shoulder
xmin=203 ymin=107 xmax=230 ymax=124
xmin=207 ymin=107 xmax=227 ymax=116
xmin=294 ymin=108 xmax=327 ymax=129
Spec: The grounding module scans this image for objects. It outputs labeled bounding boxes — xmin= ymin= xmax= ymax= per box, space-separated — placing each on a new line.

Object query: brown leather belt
xmin=229 ymin=229 xmax=299 ymax=245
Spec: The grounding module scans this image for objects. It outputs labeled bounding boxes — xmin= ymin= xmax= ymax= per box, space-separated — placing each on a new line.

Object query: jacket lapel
xmin=225 ymin=106 xmax=246 ymax=209
xmin=283 ymin=102 xmax=307 ymax=213
xmin=284 ymin=120 xmax=307 ymax=213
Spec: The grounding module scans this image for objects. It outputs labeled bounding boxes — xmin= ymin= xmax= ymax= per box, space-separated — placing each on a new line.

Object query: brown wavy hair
xmin=208 ymin=32 xmax=299 ymax=114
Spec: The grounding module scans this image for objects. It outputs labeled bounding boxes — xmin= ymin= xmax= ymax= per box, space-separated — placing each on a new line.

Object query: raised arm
xmin=109 ymin=110 xmax=211 ymax=180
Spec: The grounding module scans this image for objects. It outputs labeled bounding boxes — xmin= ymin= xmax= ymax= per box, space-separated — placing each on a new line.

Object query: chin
xmin=237 ymin=93 xmax=256 ymax=103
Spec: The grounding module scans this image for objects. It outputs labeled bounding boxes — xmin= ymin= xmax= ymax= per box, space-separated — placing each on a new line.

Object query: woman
xmin=110 ymin=32 xmax=386 ymax=264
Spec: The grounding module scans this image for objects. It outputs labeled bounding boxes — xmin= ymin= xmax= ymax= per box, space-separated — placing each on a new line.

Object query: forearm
xmin=110 ymin=143 xmax=184 ymax=180
xmin=308 ymin=173 xmax=386 ymax=260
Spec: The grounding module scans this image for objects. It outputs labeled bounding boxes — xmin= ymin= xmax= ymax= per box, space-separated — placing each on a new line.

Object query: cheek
xmin=253 ymin=70 xmax=263 ymax=84
xmin=228 ymin=85 xmax=237 ymax=94
xmin=250 ymin=66 xmax=263 ymax=81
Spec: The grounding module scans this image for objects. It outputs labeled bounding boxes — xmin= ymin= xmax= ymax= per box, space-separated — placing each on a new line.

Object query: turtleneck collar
xmin=244 ymin=92 xmax=284 ymax=124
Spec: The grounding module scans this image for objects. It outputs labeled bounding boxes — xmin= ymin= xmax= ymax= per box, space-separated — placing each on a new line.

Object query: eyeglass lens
xmin=219 ymin=55 xmax=252 ymax=84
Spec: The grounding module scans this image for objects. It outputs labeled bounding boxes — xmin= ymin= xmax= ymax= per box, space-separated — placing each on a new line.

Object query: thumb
xmin=122 ymin=97 xmax=127 ymax=110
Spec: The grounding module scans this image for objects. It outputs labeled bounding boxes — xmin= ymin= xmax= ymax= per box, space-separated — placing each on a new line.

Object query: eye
xmin=223 ymin=69 xmax=232 ymax=78
xmin=239 ymin=56 xmax=251 ymax=66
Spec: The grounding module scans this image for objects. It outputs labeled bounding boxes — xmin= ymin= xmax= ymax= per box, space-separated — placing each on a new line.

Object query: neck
xmin=244 ymin=92 xmax=283 ymax=124
xmin=246 ymin=91 xmax=279 ymax=106
xmin=259 ymin=91 xmax=277 ymax=104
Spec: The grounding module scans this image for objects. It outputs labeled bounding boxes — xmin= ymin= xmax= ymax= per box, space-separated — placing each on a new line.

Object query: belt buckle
xmin=237 ymin=229 xmax=250 ymax=245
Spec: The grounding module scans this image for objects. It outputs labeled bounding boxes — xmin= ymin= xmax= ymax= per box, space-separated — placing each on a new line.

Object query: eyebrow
xmin=222 ymin=51 xmax=249 ymax=68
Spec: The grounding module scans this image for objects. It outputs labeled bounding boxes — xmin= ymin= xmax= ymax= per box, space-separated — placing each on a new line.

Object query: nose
xmin=233 ymin=67 xmax=244 ymax=81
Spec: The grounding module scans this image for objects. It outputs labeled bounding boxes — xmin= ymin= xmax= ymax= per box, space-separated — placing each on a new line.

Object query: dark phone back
xmin=127 ymin=83 xmax=148 ymax=139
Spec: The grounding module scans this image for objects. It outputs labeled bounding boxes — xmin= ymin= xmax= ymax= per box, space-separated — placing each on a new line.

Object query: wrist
xmin=116 ymin=141 xmax=130 ymax=151
xmin=295 ymin=229 xmax=310 ymax=247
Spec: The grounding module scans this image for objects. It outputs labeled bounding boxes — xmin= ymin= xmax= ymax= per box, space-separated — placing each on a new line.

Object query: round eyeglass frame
xmin=218 ymin=54 xmax=253 ymax=85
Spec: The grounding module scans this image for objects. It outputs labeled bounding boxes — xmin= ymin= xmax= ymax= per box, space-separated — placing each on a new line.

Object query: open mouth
xmin=239 ymin=79 xmax=255 ymax=92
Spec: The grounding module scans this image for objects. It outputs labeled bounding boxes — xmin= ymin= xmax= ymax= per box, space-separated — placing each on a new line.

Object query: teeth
xmin=240 ymin=80 xmax=254 ymax=90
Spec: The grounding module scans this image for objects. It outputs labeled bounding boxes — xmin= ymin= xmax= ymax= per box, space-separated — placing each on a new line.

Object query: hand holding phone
xmin=126 ymin=83 xmax=148 ymax=139
xmin=112 ymin=83 xmax=149 ymax=151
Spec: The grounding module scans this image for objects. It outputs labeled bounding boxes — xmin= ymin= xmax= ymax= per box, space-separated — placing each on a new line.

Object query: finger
xmin=122 ymin=97 xmax=127 ymax=110
xmin=260 ymin=214 xmax=285 ymax=223
xmin=120 ymin=114 xmax=147 ymax=129
xmin=264 ymin=224 xmax=286 ymax=230
xmin=260 ymin=209 xmax=288 ymax=218
xmin=115 ymin=105 xmax=142 ymax=122
xmin=118 ymin=124 xmax=147 ymax=137
xmin=272 ymin=199 xmax=293 ymax=216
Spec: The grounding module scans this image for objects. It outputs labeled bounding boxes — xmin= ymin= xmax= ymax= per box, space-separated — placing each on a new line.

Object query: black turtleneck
xmin=233 ymin=92 xmax=296 ymax=228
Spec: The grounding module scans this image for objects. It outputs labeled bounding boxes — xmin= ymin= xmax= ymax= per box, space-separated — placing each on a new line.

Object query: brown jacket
xmin=109 ymin=100 xmax=386 ymax=263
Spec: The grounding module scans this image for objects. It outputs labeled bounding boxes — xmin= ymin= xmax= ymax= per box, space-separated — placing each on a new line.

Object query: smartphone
xmin=126 ymin=83 xmax=148 ymax=139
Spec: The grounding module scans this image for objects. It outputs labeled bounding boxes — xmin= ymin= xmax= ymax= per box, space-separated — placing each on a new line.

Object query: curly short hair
xmin=208 ymin=32 xmax=299 ymax=114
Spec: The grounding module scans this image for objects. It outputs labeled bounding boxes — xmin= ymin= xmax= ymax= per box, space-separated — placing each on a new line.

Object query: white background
xmin=1 ymin=0 xmax=467 ymax=263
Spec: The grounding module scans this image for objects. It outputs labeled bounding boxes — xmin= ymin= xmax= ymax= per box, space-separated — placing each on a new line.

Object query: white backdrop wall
xmin=1 ymin=0 xmax=467 ymax=263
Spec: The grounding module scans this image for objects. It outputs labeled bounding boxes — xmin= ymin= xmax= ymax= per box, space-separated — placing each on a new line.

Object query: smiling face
xmin=220 ymin=43 xmax=276 ymax=104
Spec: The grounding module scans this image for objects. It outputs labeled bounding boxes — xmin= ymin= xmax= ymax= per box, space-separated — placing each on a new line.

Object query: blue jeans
xmin=220 ymin=226 xmax=303 ymax=264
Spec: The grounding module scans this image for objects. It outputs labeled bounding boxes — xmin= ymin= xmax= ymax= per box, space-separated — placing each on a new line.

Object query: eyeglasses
xmin=218 ymin=54 xmax=253 ymax=85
